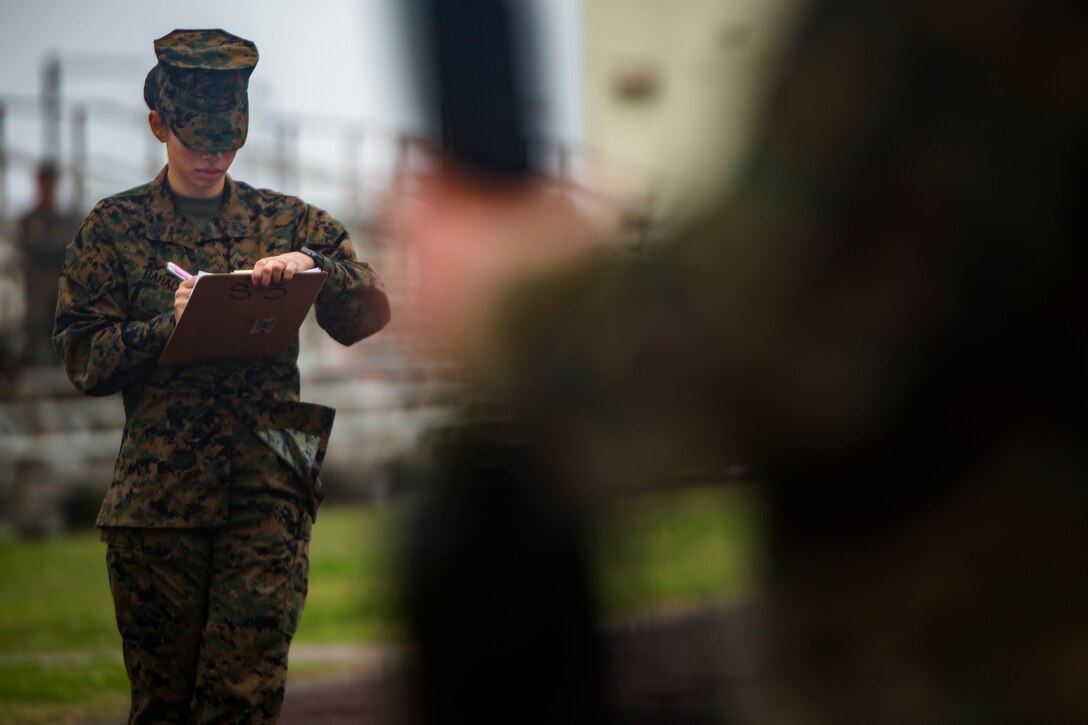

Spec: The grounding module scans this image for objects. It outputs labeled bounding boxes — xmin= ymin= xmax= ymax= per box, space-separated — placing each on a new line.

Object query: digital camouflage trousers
xmin=101 ymin=431 xmax=312 ymax=724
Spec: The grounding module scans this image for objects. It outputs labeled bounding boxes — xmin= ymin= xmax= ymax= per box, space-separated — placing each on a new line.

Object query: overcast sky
xmin=0 ymin=0 xmax=583 ymax=214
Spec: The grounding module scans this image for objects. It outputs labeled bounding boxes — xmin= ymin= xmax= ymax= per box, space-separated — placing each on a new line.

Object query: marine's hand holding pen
xmin=174 ymin=276 xmax=197 ymax=322
xmin=166 ymin=262 xmax=197 ymax=322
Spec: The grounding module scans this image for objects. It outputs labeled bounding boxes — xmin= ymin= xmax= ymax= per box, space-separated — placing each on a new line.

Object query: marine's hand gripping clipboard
xmin=159 ymin=269 xmax=328 ymax=366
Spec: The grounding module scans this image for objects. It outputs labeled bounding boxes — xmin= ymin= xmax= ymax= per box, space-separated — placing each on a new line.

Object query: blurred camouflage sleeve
xmin=53 ymin=208 xmax=174 ymax=396
xmin=298 ymin=205 xmax=391 ymax=345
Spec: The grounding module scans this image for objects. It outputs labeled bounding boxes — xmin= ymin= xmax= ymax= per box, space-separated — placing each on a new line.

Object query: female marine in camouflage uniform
xmin=53 ymin=29 xmax=390 ymax=723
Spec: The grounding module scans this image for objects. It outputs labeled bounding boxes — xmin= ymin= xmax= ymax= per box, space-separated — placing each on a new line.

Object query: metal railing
xmin=0 ymin=91 xmax=675 ymax=236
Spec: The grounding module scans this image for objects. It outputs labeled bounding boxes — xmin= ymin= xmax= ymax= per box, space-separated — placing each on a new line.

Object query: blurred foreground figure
xmin=396 ymin=2 xmax=610 ymax=722
xmin=396 ymin=0 xmax=1088 ymax=722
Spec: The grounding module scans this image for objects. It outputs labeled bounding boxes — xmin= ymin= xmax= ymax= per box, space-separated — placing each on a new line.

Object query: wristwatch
xmin=299 ymin=246 xmax=324 ymax=270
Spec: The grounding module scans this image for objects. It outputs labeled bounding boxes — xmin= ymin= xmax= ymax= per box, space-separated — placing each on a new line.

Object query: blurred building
xmin=581 ymin=0 xmax=800 ymax=213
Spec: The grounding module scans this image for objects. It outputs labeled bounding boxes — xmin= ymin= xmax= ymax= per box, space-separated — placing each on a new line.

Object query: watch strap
xmin=299 ymin=246 xmax=324 ymax=270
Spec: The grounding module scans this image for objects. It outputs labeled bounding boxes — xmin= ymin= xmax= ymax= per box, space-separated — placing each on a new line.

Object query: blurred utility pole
xmin=71 ymin=105 xmax=87 ymax=211
xmin=274 ymin=120 xmax=299 ymax=193
xmin=42 ymin=54 xmax=62 ymax=163
xmin=342 ymin=128 xmax=363 ymax=221
xmin=0 ymin=102 xmax=7 ymax=220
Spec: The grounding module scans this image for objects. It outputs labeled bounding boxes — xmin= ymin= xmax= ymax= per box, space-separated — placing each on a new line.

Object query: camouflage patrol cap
xmin=148 ymin=29 xmax=258 ymax=152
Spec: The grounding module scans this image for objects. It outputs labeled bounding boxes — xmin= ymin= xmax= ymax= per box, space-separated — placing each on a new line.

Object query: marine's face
xmin=150 ymin=110 xmax=237 ymax=198
xmin=164 ymin=129 xmax=237 ymax=198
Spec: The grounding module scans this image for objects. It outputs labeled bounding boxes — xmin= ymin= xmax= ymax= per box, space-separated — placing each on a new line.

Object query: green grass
xmin=0 ymin=659 xmax=129 ymax=703
xmin=0 ymin=486 xmax=759 ymax=721
xmin=595 ymin=484 xmax=761 ymax=618
xmin=0 ymin=535 xmax=128 ymax=723
xmin=295 ymin=502 xmax=405 ymax=643
xmin=0 ymin=528 xmax=119 ymax=655
xmin=0 ymin=654 xmax=130 ymax=724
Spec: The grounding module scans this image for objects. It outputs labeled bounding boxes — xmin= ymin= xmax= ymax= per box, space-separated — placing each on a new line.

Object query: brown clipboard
xmin=159 ymin=270 xmax=328 ymax=366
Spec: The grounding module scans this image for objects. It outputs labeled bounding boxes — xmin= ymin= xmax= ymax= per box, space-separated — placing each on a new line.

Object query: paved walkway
xmin=0 ymin=642 xmax=399 ymax=671
xmin=72 ymin=644 xmax=403 ymax=725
